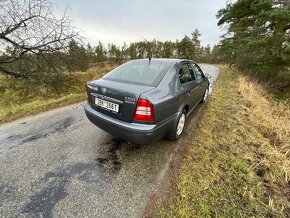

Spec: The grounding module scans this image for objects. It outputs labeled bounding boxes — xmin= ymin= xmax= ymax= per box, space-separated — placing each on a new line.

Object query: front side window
xmin=178 ymin=63 xmax=195 ymax=84
xmin=192 ymin=64 xmax=204 ymax=80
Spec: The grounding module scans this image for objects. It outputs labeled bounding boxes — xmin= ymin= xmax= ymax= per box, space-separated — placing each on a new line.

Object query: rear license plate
xmin=94 ymin=98 xmax=119 ymax=113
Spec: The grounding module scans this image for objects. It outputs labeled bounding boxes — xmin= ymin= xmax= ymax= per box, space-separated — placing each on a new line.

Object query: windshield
xmin=102 ymin=60 xmax=172 ymax=86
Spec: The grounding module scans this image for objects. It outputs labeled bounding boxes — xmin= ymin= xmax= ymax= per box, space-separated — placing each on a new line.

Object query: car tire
xmin=167 ymin=109 xmax=186 ymax=141
xmin=201 ymin=87 xmax=209 ymax=103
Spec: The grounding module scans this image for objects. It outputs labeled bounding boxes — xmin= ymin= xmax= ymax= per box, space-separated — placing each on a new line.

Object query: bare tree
xmin=0 ymin=0 xmax=80 ymax=78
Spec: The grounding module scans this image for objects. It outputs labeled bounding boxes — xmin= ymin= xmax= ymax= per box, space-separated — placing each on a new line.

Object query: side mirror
xmin=205 ymin=73 xmax=212 ymax=79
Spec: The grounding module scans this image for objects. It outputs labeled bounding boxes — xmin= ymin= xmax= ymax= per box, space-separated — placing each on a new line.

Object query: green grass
xmin=156 ymin=66 xmax=290 ymax=217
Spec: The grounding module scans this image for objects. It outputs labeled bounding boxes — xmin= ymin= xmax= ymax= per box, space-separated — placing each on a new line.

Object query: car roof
xmin=130 ymin=58 xmax=196 ymax=65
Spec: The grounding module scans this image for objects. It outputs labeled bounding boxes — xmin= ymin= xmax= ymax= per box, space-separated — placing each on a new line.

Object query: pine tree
xmin=217 ymin=0 xmax=290 ymax=77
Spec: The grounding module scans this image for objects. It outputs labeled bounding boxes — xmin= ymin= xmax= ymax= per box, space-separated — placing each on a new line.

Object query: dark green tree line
xmin=91 ymin=29 xmax=212 ymax=64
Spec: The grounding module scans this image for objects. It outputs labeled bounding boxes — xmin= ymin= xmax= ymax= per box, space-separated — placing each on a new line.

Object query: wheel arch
xmin=183 ymin=105 xmax=189 ymax=114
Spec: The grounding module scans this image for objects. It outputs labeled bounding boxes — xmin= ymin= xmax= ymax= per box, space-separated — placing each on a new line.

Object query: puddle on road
xmin=21 ymin=162 xmax=100 ymax=218
xmin=0 ymin=133 xmax=12 ymax=144
xmin=1 ymin=117 xmax=75 ymax=146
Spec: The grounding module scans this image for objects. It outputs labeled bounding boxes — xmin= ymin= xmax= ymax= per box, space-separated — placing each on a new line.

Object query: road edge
xmin=140 ymin=67 xmax=221 ymax=218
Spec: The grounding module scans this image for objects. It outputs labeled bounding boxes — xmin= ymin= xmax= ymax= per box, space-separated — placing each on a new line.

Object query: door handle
xmin=186 ymin=93 xmax=190 ymax=97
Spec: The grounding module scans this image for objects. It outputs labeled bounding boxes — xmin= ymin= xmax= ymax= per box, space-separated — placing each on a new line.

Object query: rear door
xmin=177 ymin=62 xmax=200 ymax=109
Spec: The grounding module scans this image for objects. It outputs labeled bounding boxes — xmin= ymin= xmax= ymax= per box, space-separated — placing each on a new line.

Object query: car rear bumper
xmin=84 ymin=104 xmax=175 ymax=145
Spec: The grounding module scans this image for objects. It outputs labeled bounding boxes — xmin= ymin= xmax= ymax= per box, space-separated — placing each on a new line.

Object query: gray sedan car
xmin=84 ymin=59 xmax=209 ymax=145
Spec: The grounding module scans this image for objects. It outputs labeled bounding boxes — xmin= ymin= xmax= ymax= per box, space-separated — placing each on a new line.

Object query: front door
xmin=178 ymin=62 xmax=200 ymax=109
xmin=192 ymin=63 xmax=207 ymax=101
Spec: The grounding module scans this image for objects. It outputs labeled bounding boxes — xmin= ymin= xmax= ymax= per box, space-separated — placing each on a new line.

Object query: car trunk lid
xmin=87 ymin=79 xmax=154 ymax=123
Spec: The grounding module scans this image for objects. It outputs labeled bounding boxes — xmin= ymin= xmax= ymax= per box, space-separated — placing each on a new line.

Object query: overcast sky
xmin=53 ymin=0 xmax=228 ymax=47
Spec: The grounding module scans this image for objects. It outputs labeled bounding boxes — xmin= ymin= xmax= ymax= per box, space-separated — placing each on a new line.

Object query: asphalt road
xmin=0 ymin=64 xmax=219 ymax=218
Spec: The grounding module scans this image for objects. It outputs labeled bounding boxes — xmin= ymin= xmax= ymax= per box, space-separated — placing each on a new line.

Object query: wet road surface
xmin=0 ymin=64 xmax=219 ymax=218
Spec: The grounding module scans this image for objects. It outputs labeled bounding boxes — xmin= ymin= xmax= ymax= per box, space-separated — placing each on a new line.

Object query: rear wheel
xmin=167 ymin=109 xmax=186 ymax=141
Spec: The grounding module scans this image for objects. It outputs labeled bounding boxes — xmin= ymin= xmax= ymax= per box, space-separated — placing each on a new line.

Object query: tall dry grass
xmin=155 ymin=67 xmax=290 ymax=217
xmin=85 ymin=63 xmax=117 ymax=80
xmin=238 ymin=75 xmax=290 ymax=208
xmin=0 ymin=63 xmax=118 ymax=123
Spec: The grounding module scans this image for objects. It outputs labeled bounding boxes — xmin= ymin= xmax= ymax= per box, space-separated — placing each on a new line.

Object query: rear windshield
xmin=102 ymin=60 xmax=172 ymax=86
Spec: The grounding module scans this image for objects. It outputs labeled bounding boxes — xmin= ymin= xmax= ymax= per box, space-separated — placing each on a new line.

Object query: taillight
xmin=133 ymin=98 xmax=154 ymax=122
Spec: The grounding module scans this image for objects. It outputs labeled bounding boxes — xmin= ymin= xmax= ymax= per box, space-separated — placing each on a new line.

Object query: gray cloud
xmin=53 ymin=0 xmax=228 ymax=46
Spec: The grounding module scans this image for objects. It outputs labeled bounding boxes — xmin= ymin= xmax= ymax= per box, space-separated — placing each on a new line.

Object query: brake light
xmin=133 ymin=98 xmax=154 ymax=122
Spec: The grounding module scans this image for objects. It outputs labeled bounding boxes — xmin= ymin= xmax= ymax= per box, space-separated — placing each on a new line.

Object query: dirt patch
xmin=94 ymin=138 xmax=123 ymax=173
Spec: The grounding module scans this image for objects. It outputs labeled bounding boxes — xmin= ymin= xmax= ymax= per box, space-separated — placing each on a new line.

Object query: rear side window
xmin=178 ymin=63 xmax=195 ymax=84
xmin=103 ymin=60 xmax=171 ymax=86
xmin=192 ymin=64 xmax=205 ymax=80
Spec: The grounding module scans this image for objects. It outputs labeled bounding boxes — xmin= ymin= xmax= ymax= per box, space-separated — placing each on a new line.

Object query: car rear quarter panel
xmin=140 ymin=62 xmax=185 ymax=124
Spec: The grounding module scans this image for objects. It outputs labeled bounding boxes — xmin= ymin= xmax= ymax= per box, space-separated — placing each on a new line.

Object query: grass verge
xmin=0 ymin=93 xmax=84 ymax=123
xmin=155 ymin=66 xmax=290 ymax=217
xmin=0 ymin=64 xmax=117 ymax=123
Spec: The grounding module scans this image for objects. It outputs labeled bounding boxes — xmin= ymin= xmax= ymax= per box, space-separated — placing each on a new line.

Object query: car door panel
xmin=180 ymin=82 xmax=194 ymax=108
xmin=192 ymin=63 xmax=207 ymax=100
xmin=177 ymin=62 xmax=201 ymax=110
xmin=188 ymin=81 xmax=200 ymax=108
